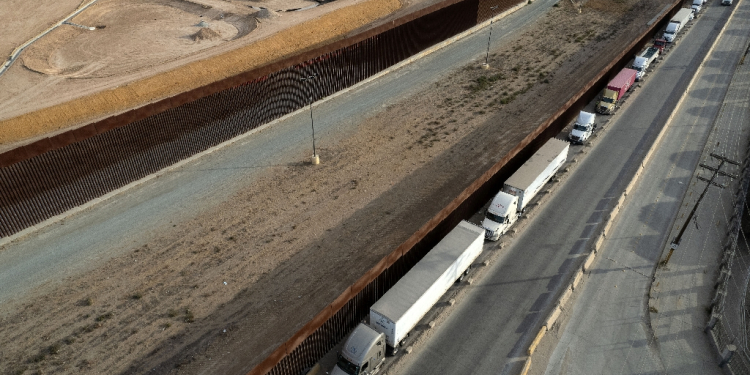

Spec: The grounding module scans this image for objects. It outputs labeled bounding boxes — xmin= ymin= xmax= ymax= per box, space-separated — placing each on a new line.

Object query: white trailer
xmin=369 ymin=221 xmax=484 ymax=352
xmin=632 ymin=47 xmax=659 ymax=81
xmin=663 ymin=8 xmax=692 ymax=42
xmin=483 ymin=138 xmax=569 ymax=240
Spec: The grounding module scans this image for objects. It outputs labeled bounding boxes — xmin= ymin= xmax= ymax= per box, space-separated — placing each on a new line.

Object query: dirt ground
xmin=0 ymin=0 xmax=402 ymax=151
xmin=0 ymin=0 xmax=675 ymax=373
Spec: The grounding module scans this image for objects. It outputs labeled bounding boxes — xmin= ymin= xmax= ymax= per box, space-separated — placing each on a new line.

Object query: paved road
xmin=0 ymin=1 xmax=559 ymax=306
xmin=541 ymin=0 xmax=750 ymax=373
xmin=394 ymin=3 xmax=734 ymax=375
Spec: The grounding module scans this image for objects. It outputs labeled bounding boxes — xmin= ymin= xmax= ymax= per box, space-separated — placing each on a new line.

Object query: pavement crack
xmin=605 ymin=256 xmax=651 ymax=278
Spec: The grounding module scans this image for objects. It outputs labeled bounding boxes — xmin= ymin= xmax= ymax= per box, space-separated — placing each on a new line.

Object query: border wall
xmin=0 ymin=0 xmax=522 ymax=238
xmin=0 ymin=0 xmax=681 ymax=373
xmin=249 ymin=1 xmax=681 ymax=374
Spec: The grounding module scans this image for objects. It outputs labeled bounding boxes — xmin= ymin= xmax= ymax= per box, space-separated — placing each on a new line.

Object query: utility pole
xmin=482 ymin=5 xmax=499 ymax=70
xmin=300 ymin=73 xmax=320 ymax=165
xmin=661 ymin=153 xmax=740 ymax=266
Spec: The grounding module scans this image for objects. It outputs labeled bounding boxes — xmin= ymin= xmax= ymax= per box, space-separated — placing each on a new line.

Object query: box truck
xmin=482 ymin=138 xmax=569 ymax=241
xmin=568 ymin=111 xmax=596 ymax=145
xmin=663 ymin=8 xmax=693 ymax=42
xmin=332 ymin=221 xmax=484 ymax=375
xmin=595 ymin=68 xmax=637 ymax=115
xmin=632 ymin=47 xmax=660 ymax=81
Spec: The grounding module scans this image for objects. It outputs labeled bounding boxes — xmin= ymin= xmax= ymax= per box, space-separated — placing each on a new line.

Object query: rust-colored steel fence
xmin=0 ymin=0 xmax=680 ymax=372
xmin=249 ymin=1 xmax=681 ymax=374
xmin=0 ymin=0 xmax=490 ymax=238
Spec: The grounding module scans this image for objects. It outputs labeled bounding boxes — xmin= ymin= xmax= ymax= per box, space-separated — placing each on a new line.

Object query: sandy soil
xmin=0 ymin=0 xmax=675 ymax=374
xmin=0 ymin=0 xmax=401 ymax=151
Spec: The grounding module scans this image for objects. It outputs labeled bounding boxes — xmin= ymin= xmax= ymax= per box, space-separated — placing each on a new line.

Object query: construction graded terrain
xmin=0 ymin=0 xmax=403 ymax=152
xmin=0 ymin=0 xmax=676 ymax=373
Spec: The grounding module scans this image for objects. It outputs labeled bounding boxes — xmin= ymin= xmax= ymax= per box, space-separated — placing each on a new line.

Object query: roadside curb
xmin=520 ymin=2 xmax=735 ymax=372
xmin=0 ymin=2 xmax=529 ymax=249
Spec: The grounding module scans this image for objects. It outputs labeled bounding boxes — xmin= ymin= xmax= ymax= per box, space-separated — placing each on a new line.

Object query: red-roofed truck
xmin=596 ymin=68 xmax=637 ymax=115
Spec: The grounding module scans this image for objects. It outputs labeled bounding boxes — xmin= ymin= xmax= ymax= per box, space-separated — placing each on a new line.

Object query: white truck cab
xmin=568 ymin=111 xmax=596 ymax=144
xmin=663 ymin=22 xmax=680 ymax=42
xmin=332 ymin=324 xmax=386 ymax=375
xmin=482 ymin=192 xmax=519 ymax=241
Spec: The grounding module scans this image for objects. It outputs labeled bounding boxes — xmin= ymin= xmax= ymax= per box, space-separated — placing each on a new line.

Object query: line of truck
xmin=332 ymin=221 xmax=485 ymax=375
xmin=593 ymin=6 xmax=695 ymax=116
xmin=331 ymin=138 xmax=570 ymax=375
xmin=330 ymin=6 xmax=704 ymax=374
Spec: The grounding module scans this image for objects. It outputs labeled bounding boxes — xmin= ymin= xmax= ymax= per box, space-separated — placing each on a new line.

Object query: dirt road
xmin=0 ymin=0 xmax=675 ymax=374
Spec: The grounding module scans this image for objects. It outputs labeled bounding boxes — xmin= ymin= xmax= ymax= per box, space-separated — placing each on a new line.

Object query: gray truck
xmin=331 ymin=221 xmax=485 ymax=375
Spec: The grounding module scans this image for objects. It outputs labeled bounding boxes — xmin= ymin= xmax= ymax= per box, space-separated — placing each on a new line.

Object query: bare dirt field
xmin=0 ymin=0 xmax=677 ymax=373
xmin=0 ymin=0 xmax=403 ymax=152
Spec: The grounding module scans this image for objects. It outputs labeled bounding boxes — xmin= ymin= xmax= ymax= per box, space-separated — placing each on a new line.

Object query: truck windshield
xmin=336 ymin=354 xmax=360 ymax=375
xmin=486 ymin=211 xmax=507 ymax=224
xmin=601 ymin=97 xmax=615 ymax=104
xmin=573 ymin=124 xmax=589 ymax=131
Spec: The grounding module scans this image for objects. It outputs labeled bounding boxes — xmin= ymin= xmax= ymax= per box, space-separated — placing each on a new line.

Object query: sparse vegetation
xmin=184 ymin=308 xmax=195 ymax=323
xmin=96 ymin=312 xmax=113 ymax=322
xmin=48 ymin=343 xmax=60 ymax=355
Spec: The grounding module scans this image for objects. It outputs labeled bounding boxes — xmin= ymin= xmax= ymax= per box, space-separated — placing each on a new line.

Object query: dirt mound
xmin=191 ymin=27 xmax=222 ymax=41
xmin=257 ymin=8 xmax=281 ymax=18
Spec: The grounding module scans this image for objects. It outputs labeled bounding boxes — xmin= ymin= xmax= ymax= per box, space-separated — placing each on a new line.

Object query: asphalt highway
xmin=394 ymin=3 xmax=735 ymax=375
xmin=544 ymin=0 xmax=750 ymax=373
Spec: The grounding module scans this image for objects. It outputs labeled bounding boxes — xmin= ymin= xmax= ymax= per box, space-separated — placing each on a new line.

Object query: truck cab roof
xmin=487 ymin=191 xmax=516 ymax=217
xmin=575 ymin=111 xmax=595 ymax=126
xmin=341 ymin=324 xmax=382 ymax=365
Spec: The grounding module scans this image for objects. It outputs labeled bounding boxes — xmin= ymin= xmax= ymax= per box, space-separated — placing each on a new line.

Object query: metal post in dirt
xmin=301 ymin=73 xmax=320 ymax=165
xmin=482 ymin=5 xmax=499 ymax=69
xmin=661 ymin=153 xmax=739 ymax=266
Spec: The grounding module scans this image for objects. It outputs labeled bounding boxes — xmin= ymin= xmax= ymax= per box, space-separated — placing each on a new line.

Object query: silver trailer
xmin=502 ymin=138 xmax=569 ymax=212
xmin=370 ymin=220 xmax=484 ymax=351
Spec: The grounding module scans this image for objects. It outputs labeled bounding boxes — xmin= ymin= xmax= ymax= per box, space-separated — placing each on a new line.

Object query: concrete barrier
xmin=520 ymin=357 xmax=532 ymax=375
xmin=558 ymin=286 xmax=573 ymax=306
xmin=583 ymin=251 xmax=596 ymax=273
xmin=528 ymin=327 xmax=546 ymax=355
xmin=594 ymin=234 xmax=605 ymax=252
xmin=544 ymin=306 xmax=561 ymax=330
xmin=572 ymin=269 xmax=583 ymax=290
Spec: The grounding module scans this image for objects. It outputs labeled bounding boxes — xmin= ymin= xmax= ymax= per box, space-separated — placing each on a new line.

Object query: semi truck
xmin=332 ymin=221 xmax=485 ymax=375
xmin=662 ymin=8 xmax=693 ymax=43
xmin=653 ymin=38 xmax=667 ymax=53
xmin=482 ymin=138 xmax=569 ymax=241
xmin=632 ymin=47 xmax=660 ymax=81
xmin=568 ymin=111 xmax=596 ymax=145
xmin=595 ymin=68 xmax=637 ymax=115
xmin=691 ymin=0 xmax=702 ymax=14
